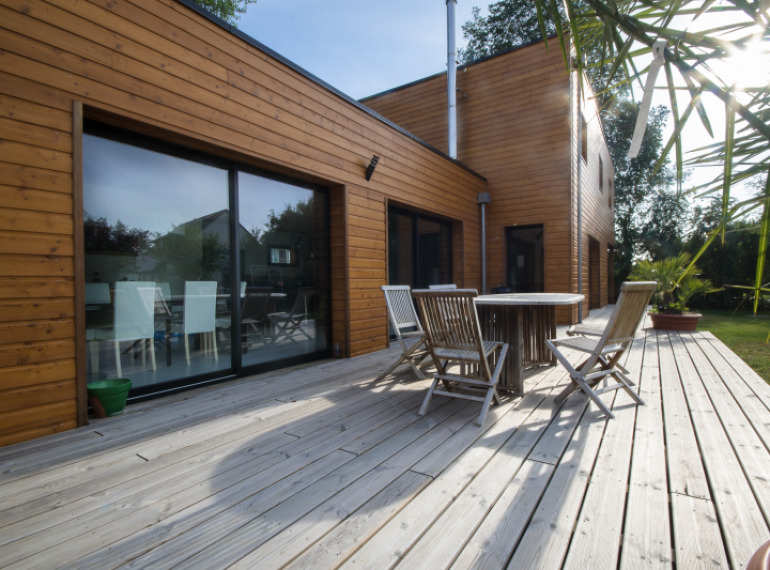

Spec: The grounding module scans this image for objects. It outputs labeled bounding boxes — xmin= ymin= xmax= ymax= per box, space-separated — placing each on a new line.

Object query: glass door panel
xmin=83 ymin=133 xmax=232 ymax=393
xmin=237 ymin=171 xmax=328 ymax=368
xmin=387 ymin=207 xmax=452 ymax=289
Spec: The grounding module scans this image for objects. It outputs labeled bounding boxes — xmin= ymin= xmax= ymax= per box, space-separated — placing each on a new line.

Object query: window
xmin=599 ymin=156 xmax=604 ymax=193
xmin=581 ymin=114 xmax=588 ymax=162
xmin=83 ymin=124 xmax=329 ymax=398
xmin=388 ymin=206 xmax=452 ymax=289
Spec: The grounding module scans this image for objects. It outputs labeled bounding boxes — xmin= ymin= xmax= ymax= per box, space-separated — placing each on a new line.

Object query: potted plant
xmin=629 ymin=253 xmax=719 ymax=330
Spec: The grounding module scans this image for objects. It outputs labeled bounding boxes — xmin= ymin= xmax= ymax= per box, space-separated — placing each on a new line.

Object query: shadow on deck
xmin=1 ymin=321 xmax=770 ymax=568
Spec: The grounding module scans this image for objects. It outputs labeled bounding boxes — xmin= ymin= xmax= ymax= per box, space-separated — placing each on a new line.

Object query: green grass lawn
xmin=696 ymin=310 xmax=770 ymax=383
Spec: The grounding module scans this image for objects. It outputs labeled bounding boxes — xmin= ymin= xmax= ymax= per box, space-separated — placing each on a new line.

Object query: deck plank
xmin=0 ymin=328 xmax=768 ymax=568
xmin=674 ymin=333 xmax=770 ymax=569
xmin=620 ymin=330 xmax=672 ymax=569
xmin=657 ymin=331 xmax=729 ymax=569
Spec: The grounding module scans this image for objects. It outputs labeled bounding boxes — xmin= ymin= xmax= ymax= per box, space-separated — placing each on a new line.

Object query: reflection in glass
xmin=238 ymin=171 xmax=328 ymax=367
xmin=388 ymin=207 xmax=452 ymax=289
xmin=83 ymin=133 xmax=232 ymax=391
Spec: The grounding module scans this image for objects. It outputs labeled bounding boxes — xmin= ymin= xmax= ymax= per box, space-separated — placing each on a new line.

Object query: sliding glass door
xmin=83 ymin=125 xmax=330 ymax=398
xmin=237 ymin=171 xmax=328 ymax=368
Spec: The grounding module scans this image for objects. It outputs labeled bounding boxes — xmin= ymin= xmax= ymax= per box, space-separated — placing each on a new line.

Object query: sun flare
xmin=722 ymin=34 xmax=770 ymax=91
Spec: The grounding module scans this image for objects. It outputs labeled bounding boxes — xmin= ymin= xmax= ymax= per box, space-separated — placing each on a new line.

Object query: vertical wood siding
xmin=0 ymin=0 xmax=486 ymax=445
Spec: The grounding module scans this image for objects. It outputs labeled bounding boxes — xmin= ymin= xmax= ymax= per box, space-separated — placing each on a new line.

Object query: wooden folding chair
xmin=376 ymin=285 xmax=432 ymax=380
xmin=547 ymin=281 xmax=657 ymax=418
xmin=412 ymin=289 xmax=509 ymax=426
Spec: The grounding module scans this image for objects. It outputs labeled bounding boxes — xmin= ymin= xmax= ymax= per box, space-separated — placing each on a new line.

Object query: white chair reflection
xmin=183 ymin=281 xmax=218 ymax=366
xmin=86 ymin=282 xmax=112 ymax=374
xmin=113 ymin=281 xmax=157 ymax=377
xmin=428 ymin=284 xmax=457 ymax=290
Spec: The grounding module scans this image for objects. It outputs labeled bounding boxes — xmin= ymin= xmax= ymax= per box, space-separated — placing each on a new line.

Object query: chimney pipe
xmin=446 ymin=0 xmax=458 ymax=159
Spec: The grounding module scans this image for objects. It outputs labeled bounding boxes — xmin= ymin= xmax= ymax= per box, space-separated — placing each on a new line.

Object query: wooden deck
xmin=1 ymin=323 xmax=770 ymax=569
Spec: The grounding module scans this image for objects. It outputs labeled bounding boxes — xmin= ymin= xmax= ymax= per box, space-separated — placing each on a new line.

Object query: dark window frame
xmin=82 ymin=121 xmax=332 ymax=401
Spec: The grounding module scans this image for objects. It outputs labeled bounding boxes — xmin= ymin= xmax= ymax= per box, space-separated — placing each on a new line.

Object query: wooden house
xmin=362 ymin=41 xmax=615 ymax=318
xmin=0 ymin=0 xmax=611 ymax=445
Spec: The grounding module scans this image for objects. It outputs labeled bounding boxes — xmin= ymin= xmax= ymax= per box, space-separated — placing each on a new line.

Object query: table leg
xmin=510 ymin=306 xmax=524 ymax=396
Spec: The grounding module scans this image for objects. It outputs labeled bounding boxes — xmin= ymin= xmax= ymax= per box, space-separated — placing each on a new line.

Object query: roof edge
xmin=173 ymin=0 xmax=486 ymax=182
xmin=360 ymin=36 xmax=558 ymax=102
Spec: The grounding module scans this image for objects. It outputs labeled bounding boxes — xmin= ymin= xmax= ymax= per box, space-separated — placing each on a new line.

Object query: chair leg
xmin=611 ymin=370 xmax=645 ymax=405
xmin=477 ymin=386 xmax=499 ymax=426
xmin=149 ymin=337 xmax=156 ymax=371
xmin=576 ymin=375 xmax=615 ymax=418
xmin=114 ymin=340 xmax=122 ymax=378
xmin=185 ymin=333 xmax=191 ymax=366
xmin=419 ymin=377 xmax=440 ymax=416
xmin=211 ymin=331 xmax=218 ymax=361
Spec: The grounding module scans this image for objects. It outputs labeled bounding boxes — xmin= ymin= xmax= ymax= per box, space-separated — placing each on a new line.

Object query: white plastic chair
xmin=183 ymin=281 xmax=219 ymax=365
xmin=113 ymin=281 xmax=157 ymax=377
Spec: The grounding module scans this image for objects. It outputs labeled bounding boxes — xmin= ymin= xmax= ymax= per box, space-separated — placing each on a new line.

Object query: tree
xmin=531 ymin=0 xmax=770 ymax=313
xmin=460 ymin=2 xmax=559 ymax=63
xmin=606 ymin=98 xmax=681 ymax=280
xmin=191 ymin=0 xmax=255 ymax=26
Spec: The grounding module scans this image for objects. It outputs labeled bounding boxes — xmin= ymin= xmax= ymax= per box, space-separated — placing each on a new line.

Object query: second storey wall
xmin=363 ymin=42 xmax=583 ymax=321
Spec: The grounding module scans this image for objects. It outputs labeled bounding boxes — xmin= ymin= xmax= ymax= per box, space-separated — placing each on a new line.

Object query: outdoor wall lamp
xmin=365 ymin=155 xmax=379 ymax=181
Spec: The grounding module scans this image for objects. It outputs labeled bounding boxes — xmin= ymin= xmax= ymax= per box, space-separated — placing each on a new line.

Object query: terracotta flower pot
xmin=649 ymin=312 xmax=702 ymax=331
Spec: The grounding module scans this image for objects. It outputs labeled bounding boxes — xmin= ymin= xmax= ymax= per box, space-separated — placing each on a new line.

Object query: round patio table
xmin=475 ymin=293 xmax=584 ymax=396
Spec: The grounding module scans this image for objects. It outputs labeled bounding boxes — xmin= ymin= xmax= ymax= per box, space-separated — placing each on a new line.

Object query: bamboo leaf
xmin=754 ymin=171 xmax=770 ymax=314
xmin=665 ymin=62 xmax=684 ymax=192
xmin=722 ymin=102 xmax=736 ymax=244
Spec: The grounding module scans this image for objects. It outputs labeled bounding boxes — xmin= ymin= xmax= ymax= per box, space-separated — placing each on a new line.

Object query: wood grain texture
xmin=364 ymin=41 xmax=615 ymax=322
xmin=0 ymin=0 xmax=486 ymax=443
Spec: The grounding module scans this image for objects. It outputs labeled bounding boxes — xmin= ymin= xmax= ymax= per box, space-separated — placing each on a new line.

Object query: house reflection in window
xmin=269 ymin=246 xmax=295 ymax=266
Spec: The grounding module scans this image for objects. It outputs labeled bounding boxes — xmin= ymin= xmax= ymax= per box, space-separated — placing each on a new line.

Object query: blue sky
xmin=237 ymin=1 xmax=484 ymax=100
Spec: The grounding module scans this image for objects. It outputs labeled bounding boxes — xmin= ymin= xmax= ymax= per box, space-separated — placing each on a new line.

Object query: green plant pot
xmin=87 ymin=378 xmax=132 ymax=418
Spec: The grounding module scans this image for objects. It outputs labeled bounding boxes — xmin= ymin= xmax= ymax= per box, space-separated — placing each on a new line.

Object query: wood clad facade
xmin=0 ymin=0 xmax=487 ymax=445
xmin=362 ymin=41 xmax=615 ymax=322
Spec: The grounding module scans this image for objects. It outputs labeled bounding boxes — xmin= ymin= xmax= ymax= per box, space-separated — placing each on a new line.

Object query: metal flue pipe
xmin=446 ymin=0 xmax=458 ymax=159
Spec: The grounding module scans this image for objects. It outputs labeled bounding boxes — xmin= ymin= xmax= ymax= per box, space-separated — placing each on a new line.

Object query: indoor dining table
xmin=475 ymin=292 xmax=585 ymax=396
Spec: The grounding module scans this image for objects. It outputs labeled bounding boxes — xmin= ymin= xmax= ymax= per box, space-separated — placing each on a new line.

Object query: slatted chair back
xmin=412 ymin=289 xmax=508 ymax=425
xmin=376 ymin=285 xmax=431 ymax=380
xmin=412 ymin=289 xmax=485 ymax=361
xmin=601 ymin=281 xmax=658 ymax=348
xmin=546 ymin=280 xmax=657 ymax=418
xmin=383 ymin=285 xmax=423 ymax=336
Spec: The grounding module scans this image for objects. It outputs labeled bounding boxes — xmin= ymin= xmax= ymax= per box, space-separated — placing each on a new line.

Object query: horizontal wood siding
xmin=579 ymin=78 xmax=615 ymax=314
xmin=363 ymin=41 xmax=615 ymax=324
xmin=0 ymin=0 xmax=486 ymax=444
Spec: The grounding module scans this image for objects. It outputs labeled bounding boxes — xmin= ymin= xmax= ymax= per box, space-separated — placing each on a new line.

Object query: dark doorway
xmin=506 ymin=225 xmax=544 ymax=292
xmin=588 ymin=236 xmax=601 ymax=309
